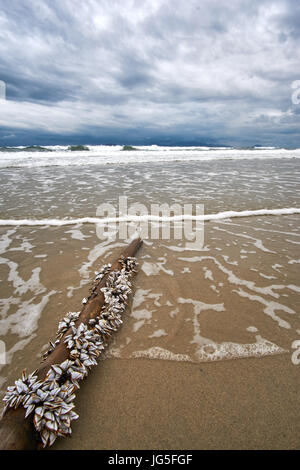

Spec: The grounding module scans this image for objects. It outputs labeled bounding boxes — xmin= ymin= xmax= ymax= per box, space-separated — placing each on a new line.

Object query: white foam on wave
xmin=141 ymin=258 xmax=174 ymax=277
xmin=131 ymin=347 xmax=193 ymax=362
xmin=178 ymin=297 xmax=226 ymax=347
xmin=127 ymin=338 xmax=287 ymax=363
xmin=148 ymin=329 xmax=168 ymax=338
xmin=0 ymin=146 xmax=300 ymax=168
xmin=130 ymin=288 xmax=162 ymax=333
xmin=233 ymin=287 xmax=295 ymax=329
xmin=214 ymin=225 xmax=275 ymax=253
xmin=0 ymin=207 xmax=299 ymax=227
xmin=178 ymin=255 xmax=297 ymax=300
xmin=67 ymin=239 xmax=125 ymax=298
xmin=65 ymin=226 xmax=89 ymax=241
xmin=194 ymin=337 xmax=287 ymax=362
xmin=0 ymin=288 xmax=56 ymax=340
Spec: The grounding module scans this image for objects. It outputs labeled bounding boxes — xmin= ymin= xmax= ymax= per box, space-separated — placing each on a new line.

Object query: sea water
xmin=0 ymin=146 xmax=299 ymax=397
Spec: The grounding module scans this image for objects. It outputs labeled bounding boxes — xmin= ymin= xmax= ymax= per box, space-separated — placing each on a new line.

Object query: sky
xmin=0 ymin=0 xmax=300 ymax=146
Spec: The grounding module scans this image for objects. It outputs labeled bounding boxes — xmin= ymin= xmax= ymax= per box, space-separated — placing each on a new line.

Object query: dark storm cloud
xmin=0 ymin=0 xmax=300 ymax=145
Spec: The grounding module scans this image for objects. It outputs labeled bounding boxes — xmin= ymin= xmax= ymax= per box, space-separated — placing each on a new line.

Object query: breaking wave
xmin=0 ymin=146 xmax=300 ymax=168
xmin=0 ymin=145 xmax=51 ymax=152
xmin=0 ymin=208 xmax=299 ymax=227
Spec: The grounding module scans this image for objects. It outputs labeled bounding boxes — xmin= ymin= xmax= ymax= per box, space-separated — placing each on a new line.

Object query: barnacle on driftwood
xmin=3 ymin=257 xmax=138 ymax=447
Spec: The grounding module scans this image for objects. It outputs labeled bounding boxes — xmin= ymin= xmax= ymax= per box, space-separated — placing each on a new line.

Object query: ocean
xmin=0 ymin=145 xmax=299 ymax=448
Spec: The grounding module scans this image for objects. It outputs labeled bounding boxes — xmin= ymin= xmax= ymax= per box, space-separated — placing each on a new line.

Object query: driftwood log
xmin=0 ymin=237 xmax=143 ymax=450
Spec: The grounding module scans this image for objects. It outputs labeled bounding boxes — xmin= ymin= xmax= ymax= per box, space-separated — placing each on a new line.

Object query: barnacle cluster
xmin=41 ymin=311 xmax=81 ymax=361
xmin=3 ymin=257 xmax=138 ymax=447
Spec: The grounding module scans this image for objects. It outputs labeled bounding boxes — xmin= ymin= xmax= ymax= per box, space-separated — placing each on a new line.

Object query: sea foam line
xmin=0 ymin=147 xmax=300 ymax=169
xmin=0 ymin=208 xmax=299 ymax=227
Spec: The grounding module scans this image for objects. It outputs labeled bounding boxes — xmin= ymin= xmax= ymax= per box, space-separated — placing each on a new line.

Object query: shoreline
xmin=0 ymin=157 xmax=299 ymax=449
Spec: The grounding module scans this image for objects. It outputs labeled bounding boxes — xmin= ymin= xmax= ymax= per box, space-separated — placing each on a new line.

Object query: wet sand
xmin=53 ymin=354 xmax=299 ymax=450
xmin=0 ymin=218 xmax=299 ymax=450
xmin=0 ymin=159 xmax=299 ymax=449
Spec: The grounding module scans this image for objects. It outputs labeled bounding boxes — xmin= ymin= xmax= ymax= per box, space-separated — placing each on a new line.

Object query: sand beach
xmin=0 ymin=147 xmax=299 ymax=449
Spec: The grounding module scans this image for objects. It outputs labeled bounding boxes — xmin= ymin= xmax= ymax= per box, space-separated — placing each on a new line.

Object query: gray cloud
xmin=0 ymin=0 xmax=300 ymax=146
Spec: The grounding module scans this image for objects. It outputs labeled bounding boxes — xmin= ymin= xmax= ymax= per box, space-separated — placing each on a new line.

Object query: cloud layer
xmin=0 ymin=0 xmax=300 ymax=146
